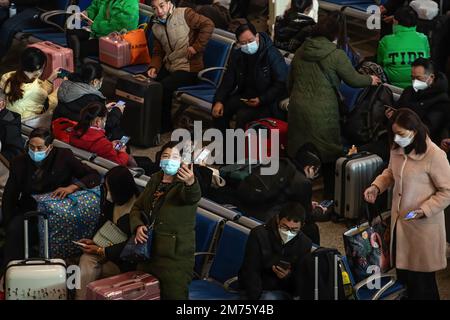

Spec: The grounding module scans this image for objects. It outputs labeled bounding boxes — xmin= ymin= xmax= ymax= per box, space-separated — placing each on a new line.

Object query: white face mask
xmin=412 ymin=79 xmax=429 ymax=92
xmin=394 ymin=133 xmax=414 ymax=148
xmin=92 ymin=80 xmax=103 ymax=91
xmin=279 ymin=228 xmax=298 ymax=244
xmin=25 ymin=69 xmax=43 ymax=81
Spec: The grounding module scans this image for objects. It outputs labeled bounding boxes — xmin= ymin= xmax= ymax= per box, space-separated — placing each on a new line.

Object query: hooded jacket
xmin=287 ymin=36 xmax=372 ymax=162
xmin=274 ymin=11 xmax=315 ymax=53
xmin=214 ymin=32 xmax=288 ymax=114
xmin=377 ymin=24 xmax=430 ymax=88
xmin=0 ymin=109 xmax=23 ymax=162
xmin=86 ymin=0 xmax=139 ymax=38
xmin=239 ymin=215 xmax=313 ymax=300
xmin=69 ymin=127 xmax=130 ymax=166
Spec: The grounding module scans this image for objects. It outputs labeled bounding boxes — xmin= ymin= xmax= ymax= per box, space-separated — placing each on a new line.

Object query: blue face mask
xmin=160 ymin=159 xmax=181 ymax=176
xmin=158 ymin=18 xmax=167 ymax=24
xmin=28 ymin=148 xmax=49 ymax=163
xmin=241 ymin=40 xmax=259 ymax=55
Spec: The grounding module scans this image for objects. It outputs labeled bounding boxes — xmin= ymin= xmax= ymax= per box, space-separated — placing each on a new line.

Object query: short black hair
xmin=105 ymin=166 xmax=140 ymax=205
xmin=69 ymin=62 xmax=103 ymax=84
xmin=394 ymin=6 xmax=417 ymax=27
xmin=29 ymin=127 xmax=54 ymax=146
xmin=293 ymin=143 xmax=322 ymax=170
xmin=234 ymin=22 xmax=257 ymax=40
xmin=279 ymin=202 xmax=306 ymax=223
xmin=389 ymin=108 xmax=429 ymax=155
xmin=311 ymin=10 xmax=343 ymax=42
xmin=411 ymin=57 xmax=435 ymax=75
xmin=155 ymin=141 xmax=181 ymax=164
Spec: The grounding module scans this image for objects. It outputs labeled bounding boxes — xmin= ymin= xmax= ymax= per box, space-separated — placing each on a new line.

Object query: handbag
xmin=120 ymin=212 xmax=154 ymax=263
xmin=93 ymin=220 xmax=128 ymax=248
xmin=343 ymin=205 xmax=391 ymax=283
xmin=122 ymin=25 xmax=152 ymax=65
xmin=32 ymin=186 xmax=101 ymax=259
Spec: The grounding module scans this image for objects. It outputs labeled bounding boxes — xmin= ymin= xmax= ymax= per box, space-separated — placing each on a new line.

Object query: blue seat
xmin=194 ymin=209 xmax=225 ymax=279
xmin=32 ymin=32 xmax=68 ymax=47
xmin=340 ymin=256 xmax=406 ymax=300
xmin=189 ymin=221 xmax=250 ymax=300
xmin=340 ymin=83 xmax=364 ymax=113
xmin=175 ymin=33 xmax=235 ymax=112
xmin=348 ymin=2 xmax=377 ymax=12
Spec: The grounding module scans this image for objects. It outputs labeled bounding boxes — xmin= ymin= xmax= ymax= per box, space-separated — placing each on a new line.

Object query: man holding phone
xmin=239 ymin=202 xmax=313 ymax=300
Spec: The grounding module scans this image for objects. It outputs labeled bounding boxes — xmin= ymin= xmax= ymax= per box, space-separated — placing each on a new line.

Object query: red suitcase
xmin=86 ymin=271 xmax=160 ymax=300
xmin=245 ymin=118 xmax=288 ymax=162
xmin=28 ymin=41 xmax=74 ymax=89
xmin=99 ymin=33 xmax=131 ymax=68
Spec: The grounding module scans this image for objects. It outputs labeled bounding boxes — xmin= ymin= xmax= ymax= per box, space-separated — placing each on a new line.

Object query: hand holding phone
xmin=404 ymin=211 xmax=417 ymax=220
xmin=72 ymin=241 xmax=87 ymax=248
xmin=320 ymin=200 xmax=334 ymax=208
xmin=114 ymin=136 xmax=130 ymax=151
xmin=57 ymin=68 xmax=71 ymax=79
xmin=276 ymin=260 xmax=291 ymax=270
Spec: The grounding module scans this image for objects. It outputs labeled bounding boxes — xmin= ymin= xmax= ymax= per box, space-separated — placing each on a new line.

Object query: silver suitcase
xmin=5 ymin=211 xmax=67 ymax=300
xmin=334 ymin=152 xmax=383 ymax=220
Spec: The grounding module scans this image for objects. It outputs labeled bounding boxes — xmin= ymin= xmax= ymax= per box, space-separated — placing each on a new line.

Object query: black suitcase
xmin=115 ymin=74 xmax=162 ymax=147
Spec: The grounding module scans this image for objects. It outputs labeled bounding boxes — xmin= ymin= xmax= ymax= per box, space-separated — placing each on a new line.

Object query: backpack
xmin=297 ymin=247 xmax=346 ymax=300
xmin=273 ymin=12 xmax=315 ymax=53
xmin=52 ymin=117 xmax=78 ymax=144
xmin=343 ymin=85 xmax=394 ymax=145
xmin=236 ymin=158 xmax=297 ymax=205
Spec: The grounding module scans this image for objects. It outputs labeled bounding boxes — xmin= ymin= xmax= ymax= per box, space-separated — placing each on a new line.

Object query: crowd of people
xmin=0 ymin=0 xmax=450 ymax=300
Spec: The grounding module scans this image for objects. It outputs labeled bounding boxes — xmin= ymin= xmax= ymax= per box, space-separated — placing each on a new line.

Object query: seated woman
xmin=0 ymin=47 xmax=58 ymax=120
xmin=69 ymin=102 xmax=133 ymax=166
xmin=1 ymin=127 xmax=101 ymax=271
xmin=67 ymin=0 xmax=139 ymax=67
xmin=53 ymin=62 xmax=125 ymax=141
xmin=76 ymin=166 xmax=139 ymax=300
xmin=130 ymin=141 xmax=201 ymax=300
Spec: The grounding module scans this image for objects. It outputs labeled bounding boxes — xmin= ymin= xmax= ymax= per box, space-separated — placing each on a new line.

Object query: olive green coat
xmin=129 ymin=171 xmax=202 ymax=300
xmin=287 ymin=36 xmax=372 ymax=162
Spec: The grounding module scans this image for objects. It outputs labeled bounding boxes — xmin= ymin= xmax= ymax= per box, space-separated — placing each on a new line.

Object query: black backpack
xmin=297 ymin=247 xmax=346 ymax=300
xmin=343 ymin=85 xmax=394 ymax=145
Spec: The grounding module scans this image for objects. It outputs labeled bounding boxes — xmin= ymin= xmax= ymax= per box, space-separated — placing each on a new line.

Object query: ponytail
xmin=73 ymin=101 xmax=108 ymax=137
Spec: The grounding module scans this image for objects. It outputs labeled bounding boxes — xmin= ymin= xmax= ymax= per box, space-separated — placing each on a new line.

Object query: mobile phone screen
xmin=72 ymin=241 xmax=87 ymax=248
xmin=404 ymin=211 xmax=416 ymax=220
xmin=195 ymin=148 xmax=211 ymax=163
xmin=115 ymin=136 xmax=130 ymax=150
xmin=320 ymin=200 xmax=334 ymax=208
xmin=116 ymin=100 xmax=126 ymax=107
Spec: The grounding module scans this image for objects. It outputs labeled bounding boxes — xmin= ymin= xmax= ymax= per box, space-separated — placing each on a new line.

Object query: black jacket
xmin=396 ymin=72 xmax=450 ymax=141
xmin=2 ymin=147 xmax=101 ymax=226
xmin=0 ymin=109 xmax=23 ymax=162
xmin=214 ymin=32 xmax=288 ymax=115
xmin=274 ymin=11 xmax=315 ymax=53
xmin=238 ymin=216 xmax=313 ymax=300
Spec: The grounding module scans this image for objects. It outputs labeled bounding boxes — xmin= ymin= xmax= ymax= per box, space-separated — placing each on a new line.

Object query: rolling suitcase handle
xmin=23 ymin=211 xmax=49 ymax=260
xmin=314 ymin=254 xmax=340 ymax=300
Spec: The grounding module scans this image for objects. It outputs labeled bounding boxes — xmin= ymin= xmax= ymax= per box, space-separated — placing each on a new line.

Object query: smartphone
xmin=116 ymin=100 xmax=126 ymax=107
xmin=276 ymin=260 xmax=291 ymax=270
xmin=194 ymin=148 xmax=211 ymax=164
xmin=404 ymin=211 xmax=417 ymax=220
xmin=57 ymin=68 xmax=71 ymax=78
xmin=115 ymin=136 xmax=130 ymax=150
xmin=320 ymin=200 xmax=334 ymax=208
xmin=72 ymin=241 xmax=87 ymax=248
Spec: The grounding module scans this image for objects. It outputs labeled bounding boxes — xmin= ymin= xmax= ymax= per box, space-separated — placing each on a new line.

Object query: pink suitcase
xmin=86 ymin=271 xmax=160 ymax=300
xmin=99 ymin=33 xmax=131 ymax=68
xmin=28 ymin=41 xmax=74 ymax=89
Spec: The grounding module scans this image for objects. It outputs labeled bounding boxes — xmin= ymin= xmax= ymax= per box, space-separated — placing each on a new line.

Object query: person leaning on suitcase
xmin=146 ymin=0 xmax=215 ymax=133
xmin=130 ymin=141 xmax=201 ymax=300
xmin=364 ymin=108 xmax=450 ymax=300
xmin=0 ymin=128 xmax=101 ymax=274
xmin=238 ymin=202 xmax=313 ymax=300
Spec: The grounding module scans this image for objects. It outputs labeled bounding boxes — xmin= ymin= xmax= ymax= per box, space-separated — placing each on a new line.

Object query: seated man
xmin=0 ymin=88 xmax=22 ymax=162
xmin=395 ymin=57 xmax=450 ymax=143
xmin=239 ymin=202 xmax=313 ymax=300
xmin=212 ymin=22 xmax=288 ymax=132
xmin=377 ymin=5 xmax=430 ymax=88
xmin=147 ymin=0 xmax=214 ymax=132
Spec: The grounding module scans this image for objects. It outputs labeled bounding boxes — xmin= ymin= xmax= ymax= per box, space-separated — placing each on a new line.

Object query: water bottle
xmin=9 ymin=3 xmax=17 ymax=18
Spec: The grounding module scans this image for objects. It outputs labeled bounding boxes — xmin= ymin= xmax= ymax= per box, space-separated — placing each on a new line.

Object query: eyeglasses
xmin=279 ymin=224 xmax=300 ymax=233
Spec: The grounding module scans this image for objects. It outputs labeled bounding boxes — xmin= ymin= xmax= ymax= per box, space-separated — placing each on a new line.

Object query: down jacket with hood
xmin=287 ymin=36 xmax=372 ymax=162
xmin=214 ymin=32 xmax=288 ymax=118
xmin=54 ymin=80 xmax=123 ymax=141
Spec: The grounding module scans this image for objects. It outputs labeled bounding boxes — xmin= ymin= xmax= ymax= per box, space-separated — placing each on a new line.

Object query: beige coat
xmin=372 ymin=137 xmax=450 ymax=272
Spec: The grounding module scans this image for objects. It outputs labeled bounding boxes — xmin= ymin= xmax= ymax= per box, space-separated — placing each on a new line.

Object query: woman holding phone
xmin=364 ymin=108 xmax=450 ymax=300
xmin=129 ymin=141 xmax=202 ymax=300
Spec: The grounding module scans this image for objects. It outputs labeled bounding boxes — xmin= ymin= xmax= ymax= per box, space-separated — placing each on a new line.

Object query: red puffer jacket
xmin=69 ymin=127 xmax=129 ymax=166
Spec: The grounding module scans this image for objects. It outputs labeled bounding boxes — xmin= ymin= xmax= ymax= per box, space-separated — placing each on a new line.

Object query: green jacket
xmin=86 ymin=0 xmax=139 ymax=38
xmin=377 ymin=25 xmax=430 ymax=89
xmin=287 ymin=36 xmax=372 ymax=162
xmin=129 ymin=171 xmax=202 ymax=300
